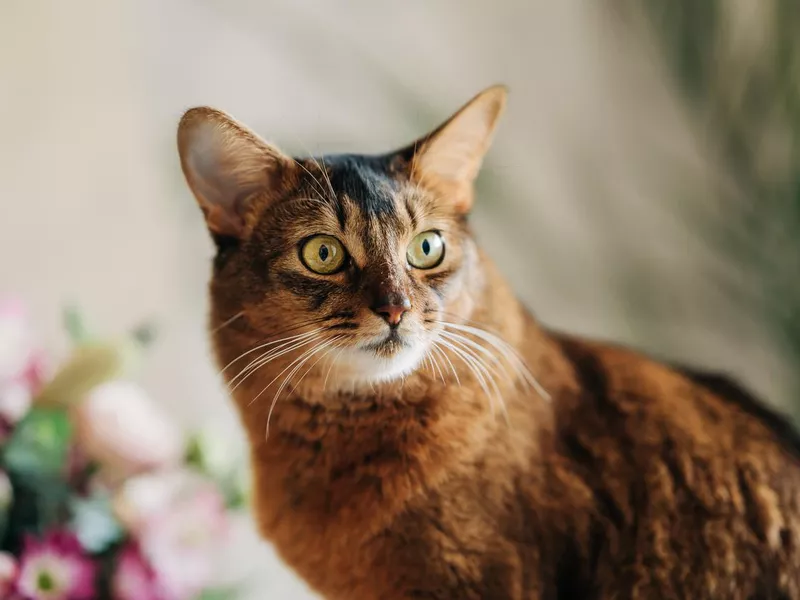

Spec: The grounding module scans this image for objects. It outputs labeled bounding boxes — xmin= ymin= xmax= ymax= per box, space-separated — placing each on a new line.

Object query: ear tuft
xmin=410 ymin=85 xmax=508 ymax=213
xmin=177 ymin=107 xmax=290 ymax=238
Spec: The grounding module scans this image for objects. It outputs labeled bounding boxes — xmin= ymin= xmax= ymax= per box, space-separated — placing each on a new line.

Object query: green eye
xmin=407 ymin=231 xmax=445 ymax=269
xmin=301 ymin=235 xmax=347 ymax=274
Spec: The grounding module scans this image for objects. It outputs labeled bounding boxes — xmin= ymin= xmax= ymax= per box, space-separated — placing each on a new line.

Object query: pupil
xmin=319 ymin=245 xmax=329 ymax=261
xmin=422 ymin=239 xmax=431 ymax=255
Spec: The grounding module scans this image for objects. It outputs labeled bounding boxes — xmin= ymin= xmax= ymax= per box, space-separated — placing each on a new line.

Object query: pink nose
xmin=371 ymin=295 xmax=411 ymax=327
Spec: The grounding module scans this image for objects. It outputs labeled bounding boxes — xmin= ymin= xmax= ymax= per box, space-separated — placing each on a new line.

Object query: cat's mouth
xmin=362 ymin=329 xmax=408 ymax=356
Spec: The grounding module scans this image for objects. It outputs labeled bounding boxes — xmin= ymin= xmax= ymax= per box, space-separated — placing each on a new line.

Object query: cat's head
xmin=178 ymin=86 xmax=507 ymax=386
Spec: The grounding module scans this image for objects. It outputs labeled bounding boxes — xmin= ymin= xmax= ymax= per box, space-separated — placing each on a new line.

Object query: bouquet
xmin=0 ymin=298 xmax=248 ymax=600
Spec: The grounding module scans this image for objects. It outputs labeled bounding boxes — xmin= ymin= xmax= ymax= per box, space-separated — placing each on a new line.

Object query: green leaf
xmin=3 ymin=407 xmax=72 ymax=477
xmin=70 ymin=493 xmax=124 ymax=553
xmin=3 ymin=471 xmax=71 ymax=548
xmin=196 ymin=584 xmax=245 ymax=600
xmin=63 ymin=305 xmax=91 ymax=345
xmin=220 ymin=466 xmax=250 ymax=511
xmin=0 ymin=471 xmax=11 ymax=545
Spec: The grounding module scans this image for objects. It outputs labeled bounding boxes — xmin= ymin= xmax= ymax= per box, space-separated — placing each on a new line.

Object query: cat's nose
xmin=371 ymin=293 xmax=411 ymax=327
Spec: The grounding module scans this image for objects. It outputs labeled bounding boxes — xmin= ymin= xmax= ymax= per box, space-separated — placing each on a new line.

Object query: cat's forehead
xmin=299 ymin=153 xmax=404 ymax=216
xmin=285 ymin=153 xmax=423 ymax=238
xmin=327 ymin=155 xmax=400 ymax=213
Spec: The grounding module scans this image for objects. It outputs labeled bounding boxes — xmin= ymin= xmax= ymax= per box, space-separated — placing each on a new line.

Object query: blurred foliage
xmin=638 ymin=0 xmax=800 ymax=409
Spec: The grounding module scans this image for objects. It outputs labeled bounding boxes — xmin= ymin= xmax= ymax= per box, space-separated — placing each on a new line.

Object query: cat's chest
xmin=260 ymin=462 xmax=544 ymax=600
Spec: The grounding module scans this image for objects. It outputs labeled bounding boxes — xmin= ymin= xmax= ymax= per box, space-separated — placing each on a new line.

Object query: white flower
xmin=73 ymin=381 xmax=184 ymax=479
xmin=0 ymin=381 xmax=32 ymax=424
xmin=112 ymin=470 xmax=190 ymax=531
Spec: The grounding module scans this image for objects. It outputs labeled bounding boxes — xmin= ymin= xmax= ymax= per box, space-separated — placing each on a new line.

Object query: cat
xmin=177 ymin=86 xmax=800 ymax=599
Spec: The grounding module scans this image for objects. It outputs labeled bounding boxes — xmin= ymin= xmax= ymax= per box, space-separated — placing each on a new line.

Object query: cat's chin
xmin=331 ymin=342 xmax=428 ymax=385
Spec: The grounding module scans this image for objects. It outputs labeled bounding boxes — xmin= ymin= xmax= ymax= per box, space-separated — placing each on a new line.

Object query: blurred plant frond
xmin=630 ymin=0 xmax=800 ymax=409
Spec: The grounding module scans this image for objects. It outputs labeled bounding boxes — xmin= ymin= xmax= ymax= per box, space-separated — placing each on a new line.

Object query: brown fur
xmin=178 ymin=87 xmax=800 ymax=599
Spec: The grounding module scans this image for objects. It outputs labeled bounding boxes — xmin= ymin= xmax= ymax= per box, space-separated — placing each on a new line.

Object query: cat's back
xmin=549 ymin=333 xmax=800 ymax=598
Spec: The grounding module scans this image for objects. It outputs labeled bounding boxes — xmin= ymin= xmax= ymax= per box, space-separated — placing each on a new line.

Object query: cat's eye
xmin=300 ymin=235 xmax=347 ymax=274
xmin=407 ymin=231 xmax=445 ymax=269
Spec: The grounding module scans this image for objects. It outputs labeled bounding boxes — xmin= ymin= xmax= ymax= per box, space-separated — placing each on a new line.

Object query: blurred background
xmin=2 ymin=0 xmax=799 ymax=597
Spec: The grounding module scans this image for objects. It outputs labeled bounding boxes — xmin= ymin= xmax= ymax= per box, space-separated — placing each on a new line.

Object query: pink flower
xmin=72 ymin=381 xmax=183 ymax=480
xmin=19 ymin=351 xmax=48 ymax=396
xmin=111 ymin=544 xmax=163 ymax=600
xmin=113 ymin=471 xmax=229 ymax=599
xmin=0 ymin=551 xmax=18 ymax=598
xmin=0 ymin=298 xmax=46 ymax=426
xmin=139 ymin=488 xmax=227 ymax=599
xmin=15 ymin=530 xmax=96 ymax=600
xmin=0 ymin=298 xmax=33 ymax=383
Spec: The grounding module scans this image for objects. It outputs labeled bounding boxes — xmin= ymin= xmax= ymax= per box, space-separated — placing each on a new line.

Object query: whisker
xmin=283 ymin=131 xmax=336 ymax=204
xmin=248 ymin=340 xmax=326 ymax=407
xmin=437 ymin=337 xmax=500 ymax=415
xmin=432 ymin=342 xmax=460 ymax=386
xmin=440 ymin=330 xmax=506 ymax=375
xmin=219 ymin=319 xmax=327 ymax=374
xmin=437 ymin=321 xmax=550 ymax=402
xmin=422 ymin=353 xmax=437 ymax=383
xmin=440 ymin=334 xmax=507 ymax=420
xmin=323 ymin=345 xmax=347 ymax=393
xmin=232 ymin=329 xmax=321 ymax=377
xmin=228 ymin=331 xmax=321 ymax=390
xmin=293 ymin=159 xmax=332 ymax=202
xmin=265 ymin=338 xmax=339 ymax=439
xmin=428 ymin=348 xmax=445 ymax=384
xmin=316 ymin=155 xmax=338 ymax=205
xmin=211 ymin=311 xmax=244 ymax=333
xmin=289 ymin=337 xmax=346 ymax=395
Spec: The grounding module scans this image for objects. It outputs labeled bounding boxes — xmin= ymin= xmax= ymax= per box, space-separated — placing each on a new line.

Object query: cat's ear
xmin=407 ymin=85 xmax=507 ymax=213
xmin=177 ymin=107 xmax=292 ymax=239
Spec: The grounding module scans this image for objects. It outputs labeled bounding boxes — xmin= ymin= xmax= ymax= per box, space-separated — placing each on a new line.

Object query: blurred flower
xmin=73 ymin=381 xmax=183 ymax=479
xmin=15 ymin=531 xmax=96 ymax=600
xmin=0 ymin=551 xmax=18 ymax=598
xmin=0 ymin=298 xmax=46 ymax=426
xmin=111 ymin=543 xmax=163 ymax=600
xmin=113 ymin=470 xmax=228 ymax=599
xmin=112 ymin=471 xmax=187 ymax=532
xmin=0 ymin=298 xmax=34 ymax=383
xmin=35 ymin=337 xmax=143 ymax=409
xmin=20 ymin=351 xmax=49 ymax=396
xmin=0 ymin=381 xmax=32 ymax=426
xmin=140 ymin=486 xmax=227 ymax=599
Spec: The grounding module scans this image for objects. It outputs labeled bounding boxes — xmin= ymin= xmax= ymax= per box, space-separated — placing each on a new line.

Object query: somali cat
xmin=177 ymin=86 xmax=800 ymax=599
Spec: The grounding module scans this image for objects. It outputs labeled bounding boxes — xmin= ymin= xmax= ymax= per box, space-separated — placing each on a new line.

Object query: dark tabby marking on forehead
xmin=330 ymin=156 xmax=399 ymax=212
xmin=303 ymin=154 xmax=405 ymax=224
xmin=179 ymin=87 xmax=800 ymax=600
